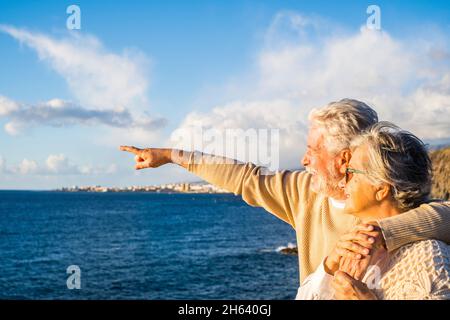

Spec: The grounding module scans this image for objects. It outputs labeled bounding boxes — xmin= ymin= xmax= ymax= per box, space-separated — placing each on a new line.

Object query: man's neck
xmin=329 ymin=197 xmax=346 ymax=210
xmin=329 ymin=189 xmax=346 ymax=201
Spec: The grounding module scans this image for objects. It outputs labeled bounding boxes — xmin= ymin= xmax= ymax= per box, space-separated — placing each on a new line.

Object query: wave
xmin=275 ymin=242 xmax=297 ymax=252
xmin=259 ymin=242 xmax=297 ymax=254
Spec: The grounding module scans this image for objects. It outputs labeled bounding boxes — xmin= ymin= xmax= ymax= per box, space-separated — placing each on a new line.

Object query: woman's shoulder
xmin=390 ymin=239 xmax=450 ymax=272
xmin=381 ymin=239 xmax=450 ymax=299
xmin=392 ymin=239 xmax=449 ymax=261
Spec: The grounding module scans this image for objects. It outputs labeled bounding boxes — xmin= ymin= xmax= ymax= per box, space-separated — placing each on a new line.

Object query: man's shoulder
xmin=289 ymin=170 xmax=316 ymax=196
xmin=285 ymin=171 xmax=328 ymax=212
xmin=265 ymin=169 xmax=326 ymax=210
xmin=269 ymin=169 xmax=312 ymax=189
xmin=289 ymin=169 xmax=312 ymax=186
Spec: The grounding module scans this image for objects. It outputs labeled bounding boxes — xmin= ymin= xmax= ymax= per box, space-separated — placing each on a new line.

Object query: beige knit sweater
xmin=184 ymin=151 xmax=450 ymax=283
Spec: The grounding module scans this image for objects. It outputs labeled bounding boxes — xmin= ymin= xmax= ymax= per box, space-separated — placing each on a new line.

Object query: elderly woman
xmin=297 ymin=122 xmax=450 ymax=300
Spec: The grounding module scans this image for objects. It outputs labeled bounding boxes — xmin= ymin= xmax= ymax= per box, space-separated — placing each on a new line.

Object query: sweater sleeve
xmin=377 ymin=202 xmax=450 ymax=252
xmin=186 ymin=151 xmax=305 ymax=228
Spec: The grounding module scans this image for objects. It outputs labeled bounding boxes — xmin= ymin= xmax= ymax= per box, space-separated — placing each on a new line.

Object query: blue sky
xmin=0 ymin=0 xmax=449 ymax=189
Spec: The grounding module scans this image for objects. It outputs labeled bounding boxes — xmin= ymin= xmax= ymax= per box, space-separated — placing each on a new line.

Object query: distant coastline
xmin=54 ymin=181 xmax=231 ymax=194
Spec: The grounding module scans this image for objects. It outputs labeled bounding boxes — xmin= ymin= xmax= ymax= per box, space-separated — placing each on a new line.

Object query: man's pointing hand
xmin=119 ymin=146 xmax=173 ymax=170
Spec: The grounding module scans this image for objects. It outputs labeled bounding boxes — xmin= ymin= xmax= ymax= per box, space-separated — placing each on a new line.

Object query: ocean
xmin=0 ymin=191 xmax=298 ymax=299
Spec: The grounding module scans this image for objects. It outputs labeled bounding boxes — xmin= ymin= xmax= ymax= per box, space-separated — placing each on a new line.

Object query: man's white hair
xmin=308 ymin=98 xmax=379 ymax=153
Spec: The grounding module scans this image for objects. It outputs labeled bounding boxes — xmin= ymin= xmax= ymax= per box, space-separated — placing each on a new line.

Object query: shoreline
xmin=54 ymin=182 xmax=231 ymax=194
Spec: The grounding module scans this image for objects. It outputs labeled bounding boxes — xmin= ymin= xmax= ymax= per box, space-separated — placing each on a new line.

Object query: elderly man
xmin=120 ymin=99 xmax=450 ymax=295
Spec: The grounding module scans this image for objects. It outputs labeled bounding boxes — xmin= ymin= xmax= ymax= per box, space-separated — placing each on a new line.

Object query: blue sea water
xmin=0 ymin=191 xmax=298 ymax=300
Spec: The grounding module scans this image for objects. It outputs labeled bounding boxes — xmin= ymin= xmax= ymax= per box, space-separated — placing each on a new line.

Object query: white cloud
xmin=44 ymin=154 xmax=118 ymax=175
xmin=1 ymin=154 xmax=118 ymax=176
xmin=0 ymin=156 xmax=5 ymax=173
xmin=99 ymin=126 xmax=165 ymax=148
xmin=46 ymin=154 xmax=76 ymax=174
xmin=256 ymin=14 xmax=450 ymax=138
xmin=0 ymin=25 xmax=150 ymax=112
xmin=18 ymin=159 xmax=39 ymax=175
xmin=78 ymin=163 xmax=118 ymax=175
xmin=0 ymin=26 xmax=166 ymax=140
xmin=4 ymin=121 xmax=25 ymax=136
xmin=0 ymin=96 xmax=19 ymax=116
xmin=105 ymin=163 xmax=117 ymax=174
xmin=172 ymin=12 xmax=450 ymax=169
xmin=0 ymin=95 xmax=166 ymax=135
xmin=170 ymin=100 xmax=306 ymax=169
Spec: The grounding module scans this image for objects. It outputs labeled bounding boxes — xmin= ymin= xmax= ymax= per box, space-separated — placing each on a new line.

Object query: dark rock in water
xmin=280 ymin=247 xmax=298 ymax=255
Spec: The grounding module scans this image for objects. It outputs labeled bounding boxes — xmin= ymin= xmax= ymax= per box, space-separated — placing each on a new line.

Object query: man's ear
xmin=337 ymin=148 xmax=352 ymax=174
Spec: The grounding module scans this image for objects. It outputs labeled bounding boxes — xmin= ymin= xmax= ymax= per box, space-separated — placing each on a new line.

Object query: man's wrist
xmin=163 ymin=148 xmax=175 ymax=164
xmin=168 ymin=149 xmax=191 ymax=168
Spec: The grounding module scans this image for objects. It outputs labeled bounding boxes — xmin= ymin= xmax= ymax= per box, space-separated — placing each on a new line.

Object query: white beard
xmin=306 ymin=164 xmax=343 ymax=198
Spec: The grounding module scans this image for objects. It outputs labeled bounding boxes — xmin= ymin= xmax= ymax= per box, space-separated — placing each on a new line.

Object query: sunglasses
xmin=345 ymin=167 xmax=368 ymax=183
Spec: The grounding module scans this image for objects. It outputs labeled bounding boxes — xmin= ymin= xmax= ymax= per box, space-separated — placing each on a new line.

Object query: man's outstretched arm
xmin=119 ymin=146 xmax=307 ymax=228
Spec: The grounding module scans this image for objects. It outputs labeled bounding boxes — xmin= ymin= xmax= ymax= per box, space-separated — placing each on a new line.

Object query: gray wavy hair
xmin=351 ymin=122 xmax=432 ymax=211
xmin=308 ymin=98 xmax=379 ymax=153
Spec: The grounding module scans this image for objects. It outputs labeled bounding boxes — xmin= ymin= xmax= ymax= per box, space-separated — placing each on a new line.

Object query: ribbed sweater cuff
xmin=377 ymin=217 xmax=402 ymax=252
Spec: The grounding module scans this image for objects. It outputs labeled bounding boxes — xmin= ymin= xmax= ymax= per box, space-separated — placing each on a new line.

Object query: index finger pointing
xmin=119 ymin=145 xmax=142 ymax=155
